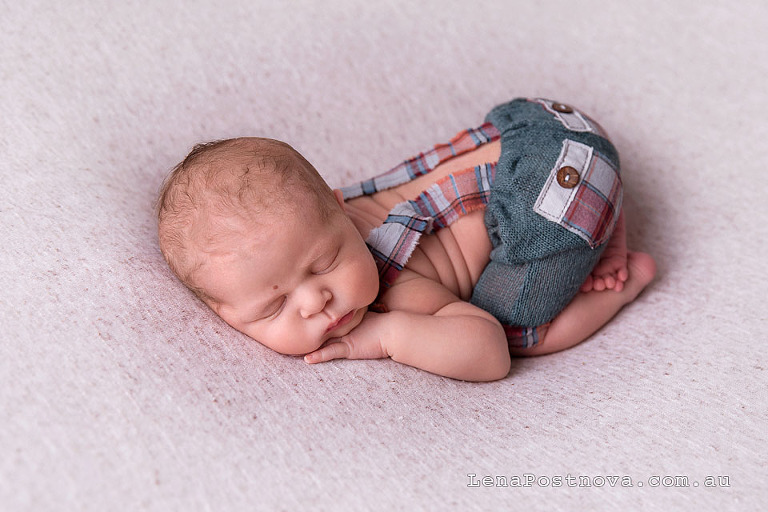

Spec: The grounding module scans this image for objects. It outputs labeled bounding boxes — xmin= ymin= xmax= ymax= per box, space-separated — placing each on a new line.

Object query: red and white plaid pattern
xmin=341 ymin=123 xmax=500 ymax=199
xmin=534 ymin=139 xmax=622 ymax=249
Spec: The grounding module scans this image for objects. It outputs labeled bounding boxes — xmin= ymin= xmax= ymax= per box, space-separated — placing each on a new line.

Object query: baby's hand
xmin=304 ymin=312 xmax=389 ymax=364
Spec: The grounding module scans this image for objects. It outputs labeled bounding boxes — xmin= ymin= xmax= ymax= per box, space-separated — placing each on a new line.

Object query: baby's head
xmin=157 ymin=138 xmax=379 ymax=355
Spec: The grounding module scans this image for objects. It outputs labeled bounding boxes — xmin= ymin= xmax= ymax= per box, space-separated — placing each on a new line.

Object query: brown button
xmin=552 ymin=102 xmax=574 ymax=114
xmin=556 ymin=166 xmax=580 ymax=188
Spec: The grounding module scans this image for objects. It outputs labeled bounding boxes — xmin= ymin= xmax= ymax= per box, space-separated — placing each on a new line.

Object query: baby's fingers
xmin=304 ymin=340 xmax=350 ymax=364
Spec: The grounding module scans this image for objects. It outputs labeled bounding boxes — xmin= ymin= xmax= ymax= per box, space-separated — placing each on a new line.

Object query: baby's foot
xmin=624 ymin=251 xmax=657 ymax=294
xmin=581 ymin=210 xmax=628 ymax=292
xmin=583 ymin=242 xmax=628 ymax=292
xmin=613 ymin=251 xmax=656 ymax=305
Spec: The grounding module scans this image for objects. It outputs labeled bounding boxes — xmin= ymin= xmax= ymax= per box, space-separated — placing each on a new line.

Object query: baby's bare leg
xmin=509 ymin=251 xmax=656 ymax=357
xmin=581 ymin=209 xmax=629 ymax=293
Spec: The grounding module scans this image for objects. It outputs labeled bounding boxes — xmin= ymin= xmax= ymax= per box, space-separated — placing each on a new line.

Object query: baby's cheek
xmin=357 ymin=254 xmax=380 ymax=302
xmin=239 ymin=322 xmax=281 ymax=353
xmin=238 ymin=323 xmax=264 ymax=345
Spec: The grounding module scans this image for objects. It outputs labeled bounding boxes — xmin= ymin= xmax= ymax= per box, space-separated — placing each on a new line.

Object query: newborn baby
xmin=157 ymin=98 xmax=656 ymax=381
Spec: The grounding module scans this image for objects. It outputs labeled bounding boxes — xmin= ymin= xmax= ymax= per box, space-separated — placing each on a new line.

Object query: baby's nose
xmin=299 ymin=287 xmax=332 ymax=319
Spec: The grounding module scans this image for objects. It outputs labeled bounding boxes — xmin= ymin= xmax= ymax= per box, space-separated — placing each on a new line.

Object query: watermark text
xmin=467 ymin=473 xmax=731 ymax=489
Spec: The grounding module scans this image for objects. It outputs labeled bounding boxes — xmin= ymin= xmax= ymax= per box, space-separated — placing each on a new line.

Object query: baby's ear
xmin=332 ymin=189 xmax=346 ymax=211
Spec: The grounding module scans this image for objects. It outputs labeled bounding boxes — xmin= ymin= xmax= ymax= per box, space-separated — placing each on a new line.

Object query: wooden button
xmin=556 ymin=166 xmax=580 ymax=188
xmin=552 ymin=102 xmax=574 ymax=114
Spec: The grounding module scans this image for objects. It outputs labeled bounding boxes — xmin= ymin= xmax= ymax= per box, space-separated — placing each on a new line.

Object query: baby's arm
xmin=305 ymin=275 xmax=511 ymax=382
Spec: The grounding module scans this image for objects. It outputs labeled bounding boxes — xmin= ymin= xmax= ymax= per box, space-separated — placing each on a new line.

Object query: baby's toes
xmin=581 ymin=274 xmax=594 ymax=293
xmin=592 ymin=276 xmax=607 ymax=291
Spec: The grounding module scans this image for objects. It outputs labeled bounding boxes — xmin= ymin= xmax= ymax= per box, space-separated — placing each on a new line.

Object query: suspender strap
xmin=368 ymin=163 xmax=496 ymax=288
xmin=366 ymin=202 xmax=433 ymax=288
xmin=409 ymin=163 xmax=495 ymax=230
xmin=341 ymin=123 xmax=500 ymax=200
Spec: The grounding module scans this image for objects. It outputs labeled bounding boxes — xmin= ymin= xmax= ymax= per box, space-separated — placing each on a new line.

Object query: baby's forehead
xmin=192 ymin=203 xmax=327 ymax=272
xmin=172 ymin=137 xmax=338 ymax=245
xmin=191 ymin=188 xmax=315 ymax=243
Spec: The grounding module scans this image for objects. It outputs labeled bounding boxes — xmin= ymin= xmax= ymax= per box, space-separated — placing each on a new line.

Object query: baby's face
xmin=195 ymin=199 xmax=380 ymax=356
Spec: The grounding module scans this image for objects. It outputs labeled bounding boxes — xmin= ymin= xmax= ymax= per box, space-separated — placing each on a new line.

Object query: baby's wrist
xmin=372 ymin=310 xmax=409 ymax=358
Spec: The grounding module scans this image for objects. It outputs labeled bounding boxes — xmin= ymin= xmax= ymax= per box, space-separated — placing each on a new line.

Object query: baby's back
xmin=344 ymin=139 xmax=501 ymax=301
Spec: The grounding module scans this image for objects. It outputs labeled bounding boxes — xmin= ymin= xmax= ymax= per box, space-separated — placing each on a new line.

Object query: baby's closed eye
xmin=250 ymin=296 xmax=286 ymax=322
xmin=312 ymin=249 xmax=340 ymax=275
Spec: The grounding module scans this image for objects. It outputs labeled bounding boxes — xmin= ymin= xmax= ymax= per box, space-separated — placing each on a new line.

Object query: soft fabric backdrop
xmin=2 ymin=0 xmax=766 ymax=510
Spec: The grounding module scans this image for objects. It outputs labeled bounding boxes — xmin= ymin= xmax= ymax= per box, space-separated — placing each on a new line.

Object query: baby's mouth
xmin=325 ymin=310 xmax=355 ymax=334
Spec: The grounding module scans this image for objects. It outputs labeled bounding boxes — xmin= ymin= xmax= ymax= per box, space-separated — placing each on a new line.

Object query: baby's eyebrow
xmin=300 ymin=241 xmax=338 ymax=273
xmin=309 ymin=239 xmax=336 ymax=259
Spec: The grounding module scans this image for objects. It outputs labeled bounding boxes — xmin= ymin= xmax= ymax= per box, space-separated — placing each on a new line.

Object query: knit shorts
xmin=469 ymin=98 xmax=623 ymax=327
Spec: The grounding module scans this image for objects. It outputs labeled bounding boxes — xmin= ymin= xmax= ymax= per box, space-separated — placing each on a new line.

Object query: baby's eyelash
xmin=253 ymin=297 xmax=285 ymax=322
xmin=313 ymin=250 xmax=339 ymax=274
xmin=268 ymin=297 xmax=286 ymax=318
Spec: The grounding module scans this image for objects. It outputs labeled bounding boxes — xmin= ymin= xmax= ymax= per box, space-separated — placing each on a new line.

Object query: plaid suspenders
xmin=342 ymin=123 xmax=500 ymax=286
xmin=341 ymin=123 xmax=501 ymax=199
xmin=367 ymin=163 xmax=496 ymax=289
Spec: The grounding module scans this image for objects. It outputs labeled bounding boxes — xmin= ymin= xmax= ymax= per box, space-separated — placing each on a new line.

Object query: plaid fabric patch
xmin=563 ymin=152 xmax=622 ymax=247
xmin=503 ymin=324 xmax=545 ymax=349
xmin=366 ymin=203 xmax=433 ymax=288
xmin=341 ymin=123 xmax=500 ymax=200
xmin=534 ymin=139 xmax=622 ymax=248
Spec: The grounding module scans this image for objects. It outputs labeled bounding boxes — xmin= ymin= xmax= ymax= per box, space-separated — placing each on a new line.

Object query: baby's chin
xmin=342 ymin=306 xmax=368 ymax=335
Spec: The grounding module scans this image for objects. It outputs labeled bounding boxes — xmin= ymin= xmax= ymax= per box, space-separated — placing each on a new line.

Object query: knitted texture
xmin=471 ymin=99 xmax=622 ymax=326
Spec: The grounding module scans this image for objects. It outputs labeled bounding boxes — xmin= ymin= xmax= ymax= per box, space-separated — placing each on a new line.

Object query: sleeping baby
xmin=156 ymin=97 xmax=656 ymax=381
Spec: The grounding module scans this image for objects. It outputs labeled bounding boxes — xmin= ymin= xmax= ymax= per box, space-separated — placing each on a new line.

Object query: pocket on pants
xmin=530 ymin=98 xmax=609 ymax=137
xmin=533 ymin=139 xmax=622 ymax=248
